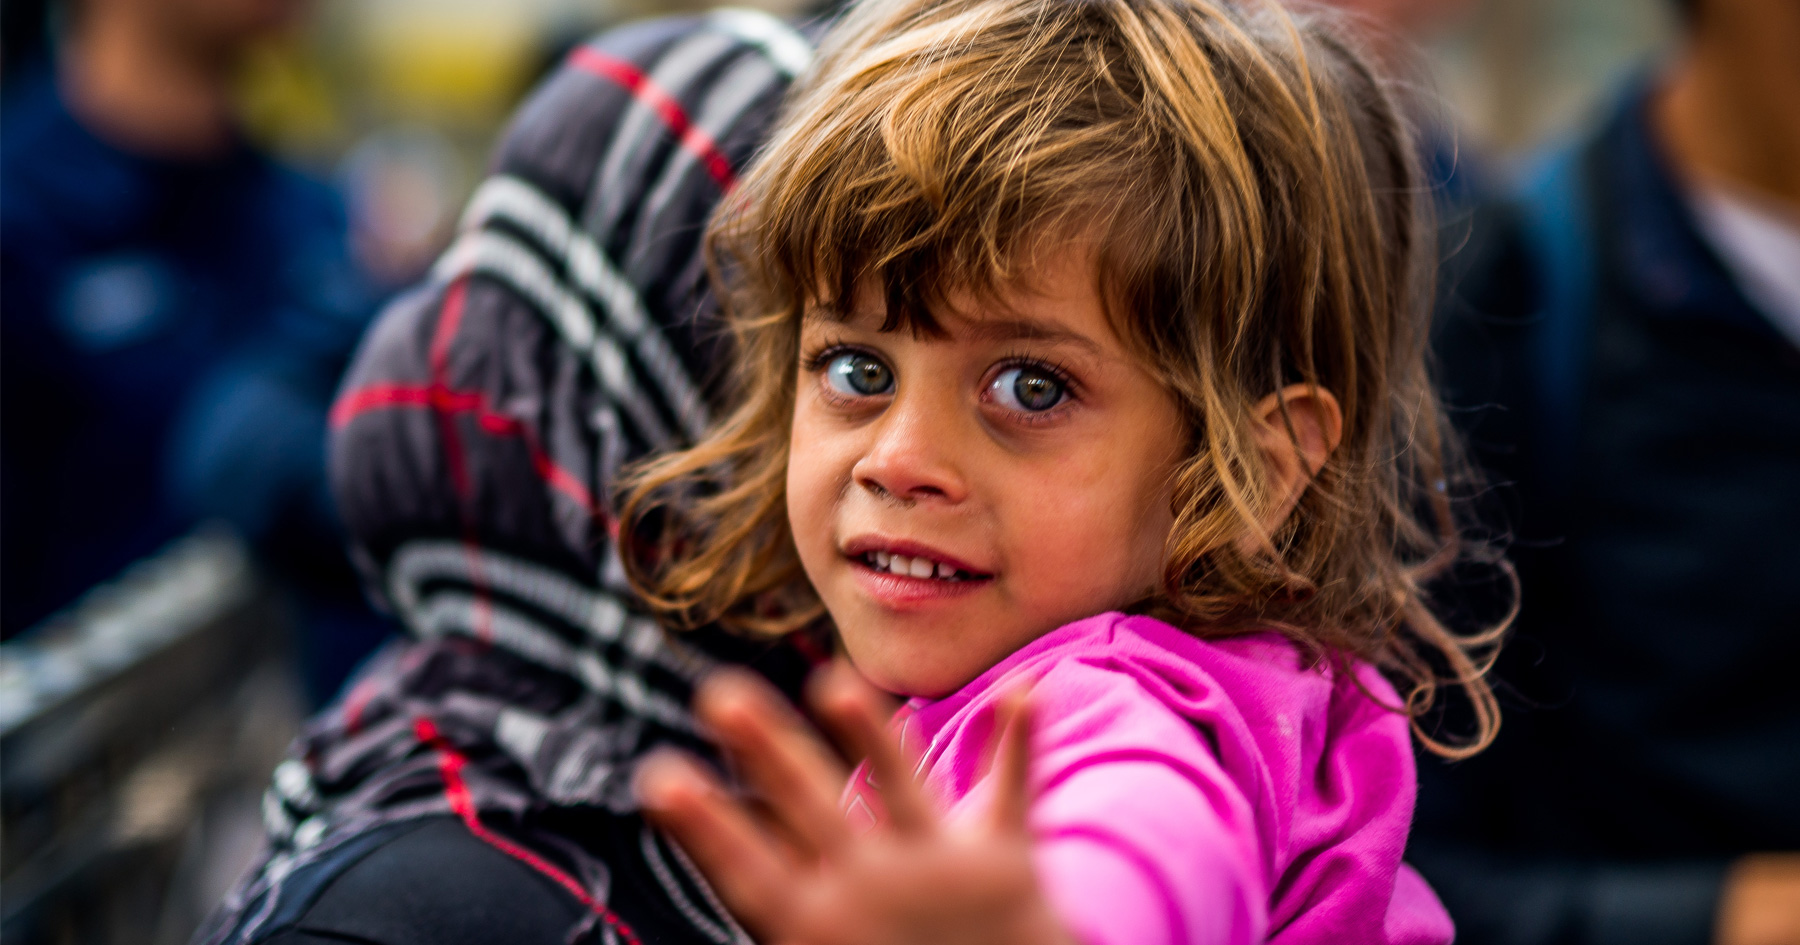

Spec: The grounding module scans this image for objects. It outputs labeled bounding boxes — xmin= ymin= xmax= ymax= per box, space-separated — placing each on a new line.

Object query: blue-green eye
xmin=990 ymin=365 xmax=1066 ymax=412
xmin=825 ymin=351 xmax=894 ymax=396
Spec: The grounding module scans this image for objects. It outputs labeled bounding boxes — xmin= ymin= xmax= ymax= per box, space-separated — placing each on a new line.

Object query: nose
xmin=852 ymin=385 xmax=970 ymax=504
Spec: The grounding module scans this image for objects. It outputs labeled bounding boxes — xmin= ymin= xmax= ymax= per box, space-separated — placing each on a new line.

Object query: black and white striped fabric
xmin=197 ymin=13 xmax=820 ymax=945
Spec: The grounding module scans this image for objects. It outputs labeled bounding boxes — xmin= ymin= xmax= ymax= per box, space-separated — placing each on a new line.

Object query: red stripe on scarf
xmin=567 ymin=47 xmax=739 ymax=191
xmin=415 ymin=717 xmax=644 ymax=945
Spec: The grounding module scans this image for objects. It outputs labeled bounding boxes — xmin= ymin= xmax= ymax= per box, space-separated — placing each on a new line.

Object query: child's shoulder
xmin=919 ymin=611 xmax=1410 ymax=783
xmin=947 ymin=613 xmax=1413 ymax=809
xmin=1013 ymin=611 xmax=1402 ymax=739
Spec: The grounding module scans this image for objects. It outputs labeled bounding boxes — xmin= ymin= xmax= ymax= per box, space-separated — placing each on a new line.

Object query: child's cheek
xmin=785 ymin=399 xmax=846 ymax=585
xmin=1001 ymin=425 xmax=1175 ymax=621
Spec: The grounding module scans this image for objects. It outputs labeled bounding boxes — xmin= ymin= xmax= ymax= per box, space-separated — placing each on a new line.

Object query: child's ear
xmin=1245 ymin=384 xmax=1343 ymax=546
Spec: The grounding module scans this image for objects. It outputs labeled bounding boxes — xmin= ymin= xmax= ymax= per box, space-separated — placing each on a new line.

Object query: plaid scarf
xmin=196 ymin=14 xmax=817 ymax=943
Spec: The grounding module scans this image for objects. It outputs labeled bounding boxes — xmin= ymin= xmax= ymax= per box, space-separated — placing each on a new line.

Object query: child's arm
xmin=636 ymin=664 xmax=1079 ymax=945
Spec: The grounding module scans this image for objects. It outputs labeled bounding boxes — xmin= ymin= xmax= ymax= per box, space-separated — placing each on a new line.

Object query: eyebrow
xmin=955 ymin=318 xmax=1103 ymax=353
xmin=806 ymin=309 xmax=1103 ymax=354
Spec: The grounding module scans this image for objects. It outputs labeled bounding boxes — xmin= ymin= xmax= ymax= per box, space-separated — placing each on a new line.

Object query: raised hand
xmin=635 ymin=662 xmax=1076 ymax=945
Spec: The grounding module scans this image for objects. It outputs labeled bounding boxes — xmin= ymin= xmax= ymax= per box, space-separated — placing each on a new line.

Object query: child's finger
xmin=809 ymin=661 xmax=936 ymax=836
xmin=695 ymin=670 xmax=853 ymax=859
xmin=635 ymin=750 xmax=793 ymax=935
xmin=986 ymin=686 xmax=1036 ymax=835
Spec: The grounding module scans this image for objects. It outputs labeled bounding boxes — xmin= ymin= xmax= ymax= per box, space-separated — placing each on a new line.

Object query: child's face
xmin=787 ymin=247 xmax=1185 ymax=698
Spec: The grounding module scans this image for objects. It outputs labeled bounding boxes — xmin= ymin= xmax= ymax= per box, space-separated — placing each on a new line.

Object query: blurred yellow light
xmin=357 ymin=0 xmax=541 ymax=126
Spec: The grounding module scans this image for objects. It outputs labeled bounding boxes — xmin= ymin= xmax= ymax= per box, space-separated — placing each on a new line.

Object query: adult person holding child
xmin=195 ymin=11 xmax=822 ymax=943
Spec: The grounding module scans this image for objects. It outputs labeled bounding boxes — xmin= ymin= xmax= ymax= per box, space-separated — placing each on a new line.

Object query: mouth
xmin=857 ymin=549 xmax=982 ymax=582
xmin=842 ymin=537 xmax=993 ymax=585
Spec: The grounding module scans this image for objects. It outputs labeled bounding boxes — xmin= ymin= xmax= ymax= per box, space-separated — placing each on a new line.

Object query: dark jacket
xmin=1 ymin=61 xmax=378 ymax=640
xmin=1415 ymin=82 xmax=1800 ymax=945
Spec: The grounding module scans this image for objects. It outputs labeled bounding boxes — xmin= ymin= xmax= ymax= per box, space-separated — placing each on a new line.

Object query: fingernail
xmin=696 ymin=673 xmax=762 ymax=726
xmin=808 ymin=667 xmax=864 ymax=719
xmin=634 ymin=751 xmax=695 ymax=806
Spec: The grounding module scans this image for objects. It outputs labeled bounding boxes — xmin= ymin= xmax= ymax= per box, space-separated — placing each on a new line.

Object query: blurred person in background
xmin=196 ymin=12 xmax=825 ymax=944
xmin=0 ymin=0 xmax=391 ymax=700
xmin=1418 ymin=0 xmax=1800 ymax=943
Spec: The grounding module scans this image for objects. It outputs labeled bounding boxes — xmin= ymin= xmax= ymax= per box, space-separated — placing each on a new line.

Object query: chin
xmin=845 ymin=659 xmax=944 ymax=700
xmin=839 ymin=636 xmax=970 ymax=700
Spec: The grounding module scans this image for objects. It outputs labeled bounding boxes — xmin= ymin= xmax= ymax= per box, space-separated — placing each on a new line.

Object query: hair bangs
xmin=728 ymin=0 xmax=1165 ymax=340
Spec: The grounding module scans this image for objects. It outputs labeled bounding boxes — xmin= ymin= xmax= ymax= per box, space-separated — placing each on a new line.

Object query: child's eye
xmin=824 ymin=351 xmax=895 ymax=396
xmin=989 ymin=365 xmax=1067 ymax=412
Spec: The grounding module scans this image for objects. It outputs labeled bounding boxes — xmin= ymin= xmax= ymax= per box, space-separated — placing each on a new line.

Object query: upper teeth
xmin=867 ymin=551 xmax=973 ymax=581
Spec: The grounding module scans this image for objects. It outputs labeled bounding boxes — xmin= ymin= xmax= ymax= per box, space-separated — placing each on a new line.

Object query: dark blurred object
xmin=0 ymin=0 xmax=393 ymax=700
xmin=1416 ymin=0 xmax=1800 ymax=940
xmin=1 ymin=0 xmax=52 ymax=83
xmin=1 ymin=529 xmax=305 ymax=945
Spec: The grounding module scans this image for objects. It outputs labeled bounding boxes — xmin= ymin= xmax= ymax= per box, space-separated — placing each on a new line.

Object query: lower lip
xmin=849 ymin=559 xmax=992 ymax=608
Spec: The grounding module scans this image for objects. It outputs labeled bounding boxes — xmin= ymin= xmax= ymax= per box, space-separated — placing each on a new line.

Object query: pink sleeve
xmin=1034 ymin=760 xmax=1264 ymax=945
xmin=1024 ymin=706 xmax=1268 ymax=945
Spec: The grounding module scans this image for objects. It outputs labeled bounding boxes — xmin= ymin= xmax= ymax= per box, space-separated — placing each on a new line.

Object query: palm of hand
xmin=635 ymin=663 xmax=1074 ymax=945
xmin=780 ymin=820 xmax=1057 ymax=945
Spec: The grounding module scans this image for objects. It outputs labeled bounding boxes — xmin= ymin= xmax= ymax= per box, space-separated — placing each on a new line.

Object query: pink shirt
xmin=843 ymin=612 xmax=1454 ymax=945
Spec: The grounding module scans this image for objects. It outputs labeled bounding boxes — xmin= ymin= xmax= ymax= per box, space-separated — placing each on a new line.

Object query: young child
xmin=623 ymin=0 xmax=1506 ymax=942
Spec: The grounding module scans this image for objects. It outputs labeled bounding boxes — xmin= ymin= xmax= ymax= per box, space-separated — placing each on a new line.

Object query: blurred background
xmin=0 ymin=0 xmax=1687 ymax=942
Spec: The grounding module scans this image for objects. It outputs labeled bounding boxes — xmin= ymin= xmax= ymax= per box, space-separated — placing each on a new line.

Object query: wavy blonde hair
xmin=622 ymin=0 xmax=1511 ymax=756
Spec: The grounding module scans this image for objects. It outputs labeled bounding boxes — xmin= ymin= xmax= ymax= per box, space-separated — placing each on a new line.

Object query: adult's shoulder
xmin=236 ymin=808 xmax=749 ymax=945
xmin=0 ymin=63 xmax=129 ymax=248
xmin=249 ymin=817 xmax=586 ymax=945
xmin=0 ymin=61 xmax=70 ymax=182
